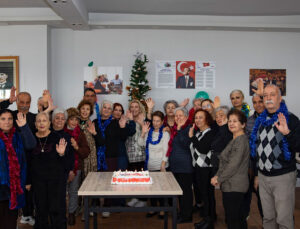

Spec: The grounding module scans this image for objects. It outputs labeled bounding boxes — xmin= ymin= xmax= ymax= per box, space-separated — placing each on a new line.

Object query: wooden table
xmin=78 ymin=172 xmax=183 ymax=229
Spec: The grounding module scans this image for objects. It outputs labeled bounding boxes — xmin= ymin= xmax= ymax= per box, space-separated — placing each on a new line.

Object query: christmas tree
xmin=126 ymin=53 xmax=151 ymax=101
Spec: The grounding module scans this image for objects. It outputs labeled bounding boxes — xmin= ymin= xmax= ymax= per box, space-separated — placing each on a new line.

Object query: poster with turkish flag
xmin=176 ymin=61 xmax=196 ymax=89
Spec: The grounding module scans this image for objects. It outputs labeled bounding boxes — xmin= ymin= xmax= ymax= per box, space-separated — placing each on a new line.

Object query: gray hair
xmin=192 ymin=98 xmax=203 ymax=105
xmin=215 ymin=106 xmax=230 ymax=116
xmin=264 ymin=84 xmax=282 ymax=97
xmin=36 ymin=112 xmax=50 ymax=122
xmin=230 ymin=89 xmax=245 ymax=99
xmin=163 ymin=100 xmax=179 ymax=112
xmin=52 ymin=108 xmax=68 ymax=121
xmin=101 ymin=100 xmax=113 ymax=110
xmin=174 ymin=107 xmax=188 ymax=117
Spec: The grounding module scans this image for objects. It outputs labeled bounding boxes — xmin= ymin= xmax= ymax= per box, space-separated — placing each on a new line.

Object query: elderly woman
xmin=189 ymin=109 xmax=216 ymax=228
xmin=211 ymin=109 xmax=249 ymax=229
xmin=168 ymin=107 xmax=193 ymax=223
xmin=112 ymin=103 xmax=136 ymax=170
xmin=64 ymin=108 xmax=90 ymax=226
xmin=138 ymin=111 xmax=170 ymax=218
xmin=230 ymin=89 xmax=251 ymax=117
xmin=28 ymin=112 xmax=68 ymax=229
xmin=0 ymin=109 xmax=36 ymax=229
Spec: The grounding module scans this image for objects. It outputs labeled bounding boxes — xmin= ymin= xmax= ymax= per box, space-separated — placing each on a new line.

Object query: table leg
xmin=164 ymin=198 xmax=168 ymax=229
xmin=84 ymin=197 xmax=89 ymax=229
xmin=93 ymin=212 xmax=98 ymax=229
xmin=172 ymin=196 xmax=177 ymax=229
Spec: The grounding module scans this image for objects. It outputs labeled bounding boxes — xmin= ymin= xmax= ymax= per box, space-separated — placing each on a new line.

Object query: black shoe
xmin=146 ymin=212 xmax=157 ymax=218
xmin=177 ymin=216 xmax=192 ymax=224
xmin=194 ymin=219 xmax=213 ymax=229
xmin=68 ymin=213 xmax=75 ymax=226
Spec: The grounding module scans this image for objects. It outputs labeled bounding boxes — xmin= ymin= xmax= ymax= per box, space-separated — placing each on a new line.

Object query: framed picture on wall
xmin=0 ymin=56 xmax=19 ymax=100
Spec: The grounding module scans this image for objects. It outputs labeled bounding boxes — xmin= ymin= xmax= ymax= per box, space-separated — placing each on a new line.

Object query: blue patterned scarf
xmin=249 ymin=102 xmax=291 ymax=160
xmin=95 ymin=103 xmax=112 ymax=171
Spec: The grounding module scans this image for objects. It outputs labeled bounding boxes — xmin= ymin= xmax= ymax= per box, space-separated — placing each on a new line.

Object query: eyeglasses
xmin=202 ymin=104 xmax=212 ymax=109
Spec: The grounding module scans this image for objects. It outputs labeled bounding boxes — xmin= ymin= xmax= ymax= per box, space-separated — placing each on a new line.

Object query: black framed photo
xmin=0 ymin=56 xmax=19 ymax=100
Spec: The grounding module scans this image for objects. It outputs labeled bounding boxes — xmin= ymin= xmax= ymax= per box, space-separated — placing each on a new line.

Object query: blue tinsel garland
xmin=144 ymin=126 xmax=163 ymax=170
xmin=95 ymin=103 xmax=112 ymax=171
xmin=249 ymin=102 xmax=291 ymax=160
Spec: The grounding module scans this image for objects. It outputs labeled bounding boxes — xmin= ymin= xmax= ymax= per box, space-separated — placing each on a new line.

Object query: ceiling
xmin=1 ymin=0 xmax=300 ymax=31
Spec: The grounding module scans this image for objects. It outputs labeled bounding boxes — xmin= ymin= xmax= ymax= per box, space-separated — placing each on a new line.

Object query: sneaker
xmin=20 ymin=216 xmax=35 ymax=226
xmin=127 ymin=198 xmax=139 ymax=207
xmin=134 ymin=201 xmax=146 ymax=207
xmin=102 ymin=212 xmax=110 ymax=218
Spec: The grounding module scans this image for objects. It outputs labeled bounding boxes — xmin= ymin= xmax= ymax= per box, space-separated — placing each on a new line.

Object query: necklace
xmin=38 ymin=135 xmax=49 ymax=152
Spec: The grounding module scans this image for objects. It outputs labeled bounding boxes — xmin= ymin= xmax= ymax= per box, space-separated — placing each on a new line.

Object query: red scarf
xmin=64 ymin=125 xmax=81 ymax=174
xmin=166 ymin=119 xmax=190 ymax=157
xmin=0 ymin=127 xmax=23 ymax=209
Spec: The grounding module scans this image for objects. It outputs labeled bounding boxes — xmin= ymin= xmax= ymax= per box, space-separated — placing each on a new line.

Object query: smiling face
xmin=201 ymin=101 xmax=213 ymax=114
xmin=52 ymin=113 xmax=66 ymax=131
xmin=193 ymin=99 xmax=202 ymax=110
xmin=175 ymin=109 xmax=187 ymax=126
xmin=252 ymin=95 xmax=265 ymax=114
xmin=230 ymin=91 xmax=244 ymax=109
xmin=228 ymin=114 xmax=245 ymax=135
xmin=67 ymin=116 xmax=79 ymax=129
xmin=35 ymin=113 xmax=51 ymax=133
xmin=101 ymin=103 xmax=113 ymax=119
xmin=263 ymin=85 xmax=282 ymax=113
xmin=0 ymin=112 xmax=13 ymax=133
xmin=129 ymin=102 xmax=141 ymax=118
xmin=17 ymin=93 xmax=31 ymax=114
xmin=113 ymin=105 xmax=123 ymax=119
xmin=152 ymin=115 xmax=163 ymax=130
xmin=215 ymin=110 xmax=228 ymax=126
xmin=84 ymin=90 xmax=96 ymax=104
xmin=80 ymin=104 xmax=91 ymax=120
xmin=194 ymin=111 xmax=208 ymax=131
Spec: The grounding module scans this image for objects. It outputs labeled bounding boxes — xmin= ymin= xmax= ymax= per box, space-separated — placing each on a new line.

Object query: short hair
xmin=163 ymin=100 xmax=179 ymax=112
xmin=66 ymin=107 xmax=79 ymax=120
xmin=17 ymin=92 xmax=31 ymax=102
xmin=0 ymin=109 xmax=13 ymax=117
xmin=227 ymin=109 xmax=247 ymax=126
xmin=36 ymin=111 xmax=50 ymax=122
xmin=193 ymin=109 xmax=214 ymax=127
xmin=101 ymin=100 xmax=113 ymax=110
xmin=215 ymin=106 xmax=230 ymax=116
xmin=129 ymin=100 xmax=146 ymax=117
xmin=201 ymin=99 xmax=213 ymax=107
xmin=52 ymin=108 xmax=68 ymax=121
xmin=151 ymin=111 xmax=165 ymax=121
xmin=77 ymin=99 xmax=94 ymax=117
xmin=113 ymin=103 xmax=124 ymax=115
xmin=230 ymin=89 xmax=245 ymax=99
xmin=264 ymin=84 xmax=281 ymax=97
xmin=174 ymin=107 xmax=188 ymax=117
xmin=84 ymin=88 xmax=96 ymax=96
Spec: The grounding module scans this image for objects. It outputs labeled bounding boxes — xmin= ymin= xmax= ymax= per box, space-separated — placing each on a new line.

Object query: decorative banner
xmin=84 ymin=66 xmax=123 ymax=95
xmin=249 ymin=69 xmax=286 ymax=96
xmin=156 ymin=60 xmax=216 ymax=89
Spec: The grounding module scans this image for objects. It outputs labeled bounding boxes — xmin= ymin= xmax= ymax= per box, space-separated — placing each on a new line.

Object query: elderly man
xmin=250 ymin=85 xmax=300 ymax=229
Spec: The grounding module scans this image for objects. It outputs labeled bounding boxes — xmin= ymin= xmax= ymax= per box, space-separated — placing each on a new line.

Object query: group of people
xmin=0 ymin=83 xmax=299 ymax=229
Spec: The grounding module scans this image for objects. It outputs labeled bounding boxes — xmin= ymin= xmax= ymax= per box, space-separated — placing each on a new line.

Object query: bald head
xmin=17 ymin=92 xmax=31 ymax=114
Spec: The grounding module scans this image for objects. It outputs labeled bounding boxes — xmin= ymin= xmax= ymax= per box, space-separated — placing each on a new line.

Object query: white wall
xmin=0 ymin=25 xmax=48 ymax=112
xmin=50 ymin=29 xmax=300 ymax=117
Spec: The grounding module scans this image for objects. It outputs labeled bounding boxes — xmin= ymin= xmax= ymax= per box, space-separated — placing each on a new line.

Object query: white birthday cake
xmin=111 ymin=170 xmax=153 ymax=184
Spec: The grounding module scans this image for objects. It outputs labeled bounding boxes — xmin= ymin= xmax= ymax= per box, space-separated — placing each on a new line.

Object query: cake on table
xmin=111 ymin=170 xmax=153 ymax=184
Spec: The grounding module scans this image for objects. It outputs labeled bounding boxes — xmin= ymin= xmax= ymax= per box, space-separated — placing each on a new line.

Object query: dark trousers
xmin=33 ymin=179 xmax=67 ymax=229
xmin=193 ymin=167 xmax=202 ymax=205
xmin=173 ymin=173 xmax=193 ymax=219
xmin=0 ymin=200 xmax=18 ymax=229
xmin=22 ymin=188 xmax=34 ymax=217
xmin=195 ymin=167 xmax=216 ymax=219
xmin=222 ymin=192 xmax=247 ymax=229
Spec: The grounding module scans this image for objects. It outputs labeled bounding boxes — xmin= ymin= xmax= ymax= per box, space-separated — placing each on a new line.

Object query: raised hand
xmin=142 ymin=121 xmax=150 ymax=134
xmin=42 ymin=90 xmax=51 ymax=103
xmin=56 ymin=138 xmax=67 ymax=156
xmin=188 ymin=124 xmax=195 ymax=138
xmin=16 ymin=112 xmax=27 ymax=127
xmin=9 ymin=86 xmax=17 ymax=103
xmin=87 ymin=120 xmax=97 ymax=135
xmin=119 ymin=115 xmax=127 ymax=128
xmin=213 ymin=96 xmax=221 ymax=108
xmin=145 ymin=98 xmax=155 ymax=110
xmin=252 ymin=78 xmax=264 ymax=96
xmin=125 ymin=110 xmax=133 ymax=120
xmin=44 ymin=97 xmax=57 ymax=113
xmin=70 ymin=137 xmax=79 ymax=150
xmin=179 ymin=98 xmax=190 ymax=107
xmin=275 ymin=113 xmax=290 ymax=135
